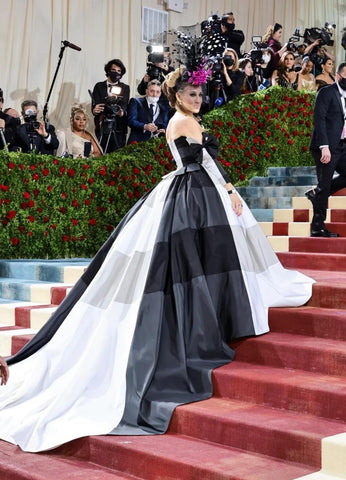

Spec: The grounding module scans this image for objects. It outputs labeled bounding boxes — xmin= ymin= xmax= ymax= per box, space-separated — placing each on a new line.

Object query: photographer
xmin=92 ymin=58 xmax=130 ymax=152
xmin=127 ymin=80 xmax=168 ymax=144
xmin=14 ymin=100 xmax=59 ymax=154
xmin=137 ymin=48 xmax=173 ymax=110
xmin=0 ymin=89 xmax=21 ymax=151
xmin=220 ymin=12 xmax=245 ymax=58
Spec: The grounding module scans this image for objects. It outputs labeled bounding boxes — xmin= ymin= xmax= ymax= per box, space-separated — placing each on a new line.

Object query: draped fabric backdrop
xmin=0 ymin=0 xmax=345 ymax=131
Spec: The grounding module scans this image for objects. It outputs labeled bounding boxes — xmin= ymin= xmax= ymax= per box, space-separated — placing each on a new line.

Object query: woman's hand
xmin=230 ymin=192 xmax=243 ymax=216
xmin=0 ymin=356 xmax=9 ymax=385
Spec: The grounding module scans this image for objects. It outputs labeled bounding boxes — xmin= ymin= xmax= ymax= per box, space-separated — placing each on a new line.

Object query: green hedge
xmin=0 ymin=87 xmax=315 ymax=259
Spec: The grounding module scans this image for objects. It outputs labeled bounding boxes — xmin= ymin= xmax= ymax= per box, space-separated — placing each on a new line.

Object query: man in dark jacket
xmin=127 ymin=80 xmax=168 ymax=144
xmin=15 ymin=100 xmax=59 ymax=154
xmin=306 ymin=62 xmax=346 ymax=237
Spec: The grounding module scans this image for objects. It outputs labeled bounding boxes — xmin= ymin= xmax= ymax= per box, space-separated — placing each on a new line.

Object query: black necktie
xmin=149 ymin=104 xmax=154 ymax=121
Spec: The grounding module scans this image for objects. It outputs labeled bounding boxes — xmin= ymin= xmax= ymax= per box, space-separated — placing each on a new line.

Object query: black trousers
xmin=310 ymin=141 xmax=346 ymax=229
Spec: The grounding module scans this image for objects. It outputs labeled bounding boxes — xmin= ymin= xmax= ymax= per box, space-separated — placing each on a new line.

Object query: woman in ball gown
xmin=0 ymin=66 xmax=314 ymax=452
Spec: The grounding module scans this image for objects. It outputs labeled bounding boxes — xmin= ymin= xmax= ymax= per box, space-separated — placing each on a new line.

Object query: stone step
xmin=0 ymin=278 xmax=73 ymax=303
xmin=238 ymin=185 xmax=312 ymax=198
xmin=267 ymin=166 xmax=317 ymax=177
xmin=249 ymin=174 xmax=317 ymax=187
xmin=0 ymin=259 xmax=89 ymax=283
xmin=293 ymin=196 xmax=346 ymax=209
xmin=260 ymin=222 xmax=346 ymax=237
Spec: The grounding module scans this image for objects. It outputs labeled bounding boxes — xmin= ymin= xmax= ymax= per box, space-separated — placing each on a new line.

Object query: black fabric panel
xmin=7 ymin=190 xmax=152 ymax=366
xmin=111 ymin=167 xmax=253 ymax=435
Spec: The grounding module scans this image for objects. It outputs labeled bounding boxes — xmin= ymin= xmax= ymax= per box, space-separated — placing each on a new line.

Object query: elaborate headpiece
xmin=169 ymin=27 xmax=225 ymax=87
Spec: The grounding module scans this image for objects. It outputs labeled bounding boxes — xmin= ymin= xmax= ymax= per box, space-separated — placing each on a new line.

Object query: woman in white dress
xmin=0 ymin=65 xmax=314 ymax=453
xmin=56 ymin=105 xmax=103 ymax=158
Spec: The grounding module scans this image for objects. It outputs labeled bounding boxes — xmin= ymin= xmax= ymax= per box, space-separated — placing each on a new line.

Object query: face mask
xmin=262 ymin=54 xmax=271 ymax=63
xmin=147 ymin=96 xmax=159 ymax=104
xmin=109 ymin=72 xmax=121 ymax=83
xmin=338 ymin=77 xmax=346 ymax=91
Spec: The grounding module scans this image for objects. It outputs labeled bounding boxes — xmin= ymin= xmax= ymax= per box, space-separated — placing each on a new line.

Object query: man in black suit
xmin=92 ymin=58 xmax=130 ymax=153
xmin=306 ymin=62 xmax=346 ymax=237
xmin=127 ymin=80 xmax=168 ymax=144
xmin=15 ymin=100 xmax=59 ymax=154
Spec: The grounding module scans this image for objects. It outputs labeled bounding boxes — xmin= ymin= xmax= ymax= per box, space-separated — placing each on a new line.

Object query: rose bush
xmin=0 ymin=87 xmax=315 ymax=258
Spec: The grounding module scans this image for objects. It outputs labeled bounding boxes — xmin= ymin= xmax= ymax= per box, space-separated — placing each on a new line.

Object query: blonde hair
xmin=70 ymin=104 xmax=88 ymax=124
xmin=262 ymin=25 xmax=274 ymax=44
xmin=162 ymin=66 xmax=187 ymax=107
xmin=223 ymin=48 xmax=239 ymax=72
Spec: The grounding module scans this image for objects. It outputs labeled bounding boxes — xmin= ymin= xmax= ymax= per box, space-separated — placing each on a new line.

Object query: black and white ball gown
xmin=0 ymin=113 xmax=314 ymax=452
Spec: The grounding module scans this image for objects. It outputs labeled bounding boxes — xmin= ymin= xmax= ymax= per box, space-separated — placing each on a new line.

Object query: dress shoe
xmin=305 ymin=186 xmax=321 ymax=203
xmin=310 ymin=228 xmax=339 ymax=237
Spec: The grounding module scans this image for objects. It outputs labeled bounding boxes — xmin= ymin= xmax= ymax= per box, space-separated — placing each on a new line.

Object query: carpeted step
xmin=289 ymin=237 xmax=346 ymax=253
xmin=213 ymin=362 xmax=346 ymax=422
xmin=168 ymin=397 xmax=346 ymax=467
xmin=10 ymin=333 xmax=35 ymax=356
xmin=51 ymin=433 xmax=315 ymax=480
xmin=0 ymin=440 xmax=141 ymax=480
xmin=269 ymin=306 xmax=346 ymax=341
xmin=277 ymin=252 xmax=346 ymax=272
xmin=230 ymin=333 xmax=346 ymax=376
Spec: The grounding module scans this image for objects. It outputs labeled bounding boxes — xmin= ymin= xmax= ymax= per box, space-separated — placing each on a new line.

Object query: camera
xmin=201 ymin=14 xmax=222 ymax=35
xmin=303 ymin=25 xmax=334 ymax=47
xmin=24 ymin=109 xmax=40 ymax=132
xmin=145 ymin=45 xmax=168 ymax=80
xmin=103 ymin=96 xmax=121 ymax=117
xmin=223 ymin=55 xmax=234 ymax=67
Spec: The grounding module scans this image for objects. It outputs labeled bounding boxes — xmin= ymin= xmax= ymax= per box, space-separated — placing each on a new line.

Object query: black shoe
xmin=310 ymin=228 xmax=339 ymax=237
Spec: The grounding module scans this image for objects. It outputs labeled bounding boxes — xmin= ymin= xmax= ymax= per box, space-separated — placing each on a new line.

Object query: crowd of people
xmin=0 ymin=14 xmax=339 ymax=157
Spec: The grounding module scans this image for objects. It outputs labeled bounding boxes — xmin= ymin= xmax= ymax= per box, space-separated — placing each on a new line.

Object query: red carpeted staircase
xmin=0 ymin=194 xmax=345 ymax=480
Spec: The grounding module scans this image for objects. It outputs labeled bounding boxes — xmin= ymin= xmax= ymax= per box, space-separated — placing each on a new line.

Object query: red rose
xmin=23 ymin=191 xmax=30 ymax=199
xmin=30 ymin=164 xmax=37 ymax=171
xmin=43 ymin=217 xmax=49 ymax=223
xmin=27 ymin=231 xmax=32 ymax=236
xmin=67 ymin=168 xmax=75 ymax=177
xmin=89 ymin=218 xmax=96 ymax=225
xmin=80 ymin=184 xmax=88 ymax=190
xmin=6 ymin=210 xmax=16 ymax=220
xmin=51 ymin=224 xmax=56 ymax=230
xmin=62 ymin=235 xmax=70 ymax=242
xmin=88 ymin=178 xmax=94 ymax=184
xmin=133 ymin=167 xmax=140 ymax=174
xmin=8 ymin=162 xmax=16 ymax=169
xmin=48 ymin=185 xmax=53 ymax=192
xmin=98 ymin=166 xmax=107 ymax=176
xmin=42 ymin=168 xmax=49 ymax=176
xmin=10 ymin=237 xmax=20 ymax=245
xmin=27 ymin=215 xmax=35 ymax=223
xmin=61 ymin=192 xmax=66 ymax=199
xmin=84 ymin=199 xmax=91 ymax=205
xmin=72 ymin=199 xmax=79 ymax=207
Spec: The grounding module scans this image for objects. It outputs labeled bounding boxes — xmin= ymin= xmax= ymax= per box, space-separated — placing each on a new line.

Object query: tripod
xmin=99 ymin=115 xmax=119 ymax=154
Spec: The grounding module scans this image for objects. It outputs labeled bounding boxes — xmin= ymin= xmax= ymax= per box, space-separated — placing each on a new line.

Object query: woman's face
xmin=72 ymin=112 xmax=87 ymax=131
xmin=302 ymin=61 xmax=313 ymax=74
xmin=177 ymin=85 xmax=203 ymax=114
xmin=273 ymin=28 xmax=282 ymax=41
xmin=244 ymin=61 xmax=253 ymax=76
xmin=323 ymin=59 xmax=334 ymax=73
xmin=283 ymin=54 xmax=295 ymax=69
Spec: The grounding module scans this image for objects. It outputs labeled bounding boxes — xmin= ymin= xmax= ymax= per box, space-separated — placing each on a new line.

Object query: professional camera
xmin=145 ymin=45 xmax=168 ymax=80
xmin=201 ymin=14 xmax=222 ymax=35
xmin=103 ymin=96 xmax=121 ymax=117
xmin=24 ymin=109 xmax=40 ymax=132
xmin=244 ymin=36 xmax=268 ymax=66
xmin=303 ymin=24 xmax=334 ymax=47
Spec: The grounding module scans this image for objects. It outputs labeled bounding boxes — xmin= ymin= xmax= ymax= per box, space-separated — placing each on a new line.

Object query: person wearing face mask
xmin=92 ymin=58 xmax=130 ymax=152
xmin=305 ymin=62 xmax=346 ymax=237
xmin=14 ymin=100 xmax=59 ymax=154
xmin=220 ymin=12 xmax=245 ymax=58
xmin=127 ymin=79 xmax=168 ymax=144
